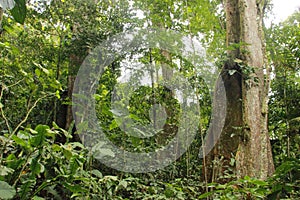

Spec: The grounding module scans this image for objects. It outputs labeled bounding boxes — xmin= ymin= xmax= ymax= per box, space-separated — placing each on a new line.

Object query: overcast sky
xmin=270 ymin=0 xmax=300 ymax=24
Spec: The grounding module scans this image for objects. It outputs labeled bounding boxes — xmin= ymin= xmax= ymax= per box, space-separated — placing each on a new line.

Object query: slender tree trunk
xmin=65 ymin=53 xmax=83 ymax=130
xmin=203 ymin=0 xmax=274 ymax=182
xmin=157 ymin=49 xmax=177 ymax=146
xmin=148 ymin=5 xmax=177 ymax=145
xmin=65 ymin=22 xmax=86 ymax=131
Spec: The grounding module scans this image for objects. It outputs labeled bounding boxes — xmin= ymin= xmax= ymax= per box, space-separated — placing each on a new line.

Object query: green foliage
xmin=267 ymin=158 xmax=300 ymax=199
xmin=10 ymin=0 xmax=26 ymax=24
xmin=199 ymin=176 xmax=270 ymax=199
xmin=0 ymin=116 xmax=204 ymax=199
xmin=267 ymin=10 xmax=300 ymax=166
xmin=0 ymin=181 xmax=16 ymax=199
xmin=198 ymin=158 xmax=300 ymax=199
xmin=0 ymin=0 xmax=299 ymax=199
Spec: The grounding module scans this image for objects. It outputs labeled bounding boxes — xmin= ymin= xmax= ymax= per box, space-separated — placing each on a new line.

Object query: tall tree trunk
xmin=0 ymin=8 xmax=3 ymax=35
xmin=157 ymin=49 xmax=177 ymax=146
xmin=65 ymin=53 xmax=83 ymax=131
xmin=148 ymin=3 xmax=177 ymax=145
xmin=203 ymin=0 xmax=274 ymax=182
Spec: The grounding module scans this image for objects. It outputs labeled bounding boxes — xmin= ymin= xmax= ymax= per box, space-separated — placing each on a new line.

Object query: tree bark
xmin=65 ymin=53 xmax=83 ymax=131
xmin=157 ymin=49 xmax=177 ymax=146
xmin=203 ymin=0 xmax=274 ymax=182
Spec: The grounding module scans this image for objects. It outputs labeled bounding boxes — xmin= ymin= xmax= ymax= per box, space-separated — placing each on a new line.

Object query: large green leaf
xmin=0 ymin=165 xmax=14 ymax=176
xmin=10 ymin=0 xmax=26 ymax=24
xmin=30 ymin=125 xmax=49 ymax=147
xmin=0 ymin=181 xmax=16 ymax=199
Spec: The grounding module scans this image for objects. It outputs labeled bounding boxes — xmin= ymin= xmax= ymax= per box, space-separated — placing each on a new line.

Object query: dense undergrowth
xmin=0 ymin=123 xmax=299 ymax=199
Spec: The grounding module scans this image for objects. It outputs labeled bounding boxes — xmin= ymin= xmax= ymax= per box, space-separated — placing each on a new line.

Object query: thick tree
xmin=203 ymin=0 xmax=274 ymax=182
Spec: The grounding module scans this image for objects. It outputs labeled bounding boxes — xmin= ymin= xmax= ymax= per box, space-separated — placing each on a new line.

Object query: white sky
xmin=268 ymin=0 xmax=300 ymax=24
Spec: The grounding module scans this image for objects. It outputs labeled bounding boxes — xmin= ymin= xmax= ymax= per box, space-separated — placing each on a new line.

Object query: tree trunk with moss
xmin=203 ymin=0 xmax=274 ymax=182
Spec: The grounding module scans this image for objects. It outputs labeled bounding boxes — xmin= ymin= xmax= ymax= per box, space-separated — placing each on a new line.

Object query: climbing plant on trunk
xmin=203 ymin=0 xmax=274 ymax=182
